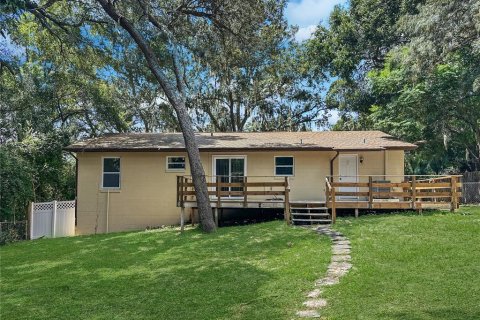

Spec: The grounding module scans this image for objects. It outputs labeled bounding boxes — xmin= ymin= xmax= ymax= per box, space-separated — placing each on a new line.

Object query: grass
xmin=322 ymin=206 xmax=480 ymax=320
xmin=0 ymin=221 xmax=330 ymax=320
xmin=2 ymin=207 xmax=480 ymax=320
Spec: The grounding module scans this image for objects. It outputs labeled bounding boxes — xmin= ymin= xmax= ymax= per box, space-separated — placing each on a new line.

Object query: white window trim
xmin=211 ymin=155 xmax=248 ymax=178
xmin=166 ymin=156 xmax=186 ymax=172
xmin=211 ymin=155 xmax=248 ymax=199
xmin=274 ymin=156 xmax=295 ymax=177
xmin=101 ymin=156 xmax=121 ymax=189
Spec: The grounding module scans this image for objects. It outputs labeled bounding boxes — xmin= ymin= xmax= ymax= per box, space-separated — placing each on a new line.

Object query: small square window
xmin=167 ymin=156 xmax=186 ymax=171
xmin=275 ymin=156 xmax=294 ymax=176
xmin=102 ymin=158 xmax=120 ymax=189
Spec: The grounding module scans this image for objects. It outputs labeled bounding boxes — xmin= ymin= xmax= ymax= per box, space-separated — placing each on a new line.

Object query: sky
xmin=286 ymin=0 xmax=346 ymax=41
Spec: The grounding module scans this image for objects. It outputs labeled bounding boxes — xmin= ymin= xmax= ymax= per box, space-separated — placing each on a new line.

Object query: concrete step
xmin=290 ymin=207 xmax=328 ymax=210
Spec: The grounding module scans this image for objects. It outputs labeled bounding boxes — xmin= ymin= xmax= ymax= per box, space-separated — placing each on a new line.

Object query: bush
xmin=0 ymin=222 xmax=27 ymax=245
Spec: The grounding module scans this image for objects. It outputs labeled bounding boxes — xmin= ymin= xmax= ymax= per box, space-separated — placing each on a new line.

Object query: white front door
xmin=338 ymin=154 xmax=358 ymax=199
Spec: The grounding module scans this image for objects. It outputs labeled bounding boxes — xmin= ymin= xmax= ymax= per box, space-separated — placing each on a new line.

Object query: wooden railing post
xmin=216 ymin=176 xmax=221 ymax=209
xmin=284 ymin=177 xmax=291 ymax=224
xmin=411 ymin=176 xmax=416 ymax=209
xmin=331 ymin=187 xmax=336 ymax=224
xmin=368 ymin=176 xmax=373 ymax=209
xmin=325 ymin=181 xmax=330 ymax=207
xmin=243 ymin=176 xmax=248 ymax=208
xmin=450 ymin=176 xmax=457 ymax=212
xmin=176 ymin=176 xmax=180 ymax=206
xmin=183 ymin=177 xmax=189 ymax=205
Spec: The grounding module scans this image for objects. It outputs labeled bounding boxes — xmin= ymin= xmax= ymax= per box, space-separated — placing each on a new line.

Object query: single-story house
xmin=65 ymin=131 xmax=421 ymax=234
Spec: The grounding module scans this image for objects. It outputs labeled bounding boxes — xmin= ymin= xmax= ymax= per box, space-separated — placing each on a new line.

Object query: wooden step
xmin=290 ymin=207 xmax=328 ymax=210
xmin=291 ymin=213 xmax=330 ymax=217
xmin=292 ymin=219 xmax=332 ymax=223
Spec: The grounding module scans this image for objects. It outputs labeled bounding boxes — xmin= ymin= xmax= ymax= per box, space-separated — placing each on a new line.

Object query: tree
xmin=367 ymin=0 xmax=480 ymax=172
xmin=306 ymin=0 xmax=425 ymax=119
xmin=4 ymin=0 xmax=290 ymax=231
xmin=187 ymin=14 xmax=326 ymax=132
xmin=306 ymin=0 xmax=479 ymax=173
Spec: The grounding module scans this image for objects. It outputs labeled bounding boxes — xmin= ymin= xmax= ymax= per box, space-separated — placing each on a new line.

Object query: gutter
xmin=63 ymin=146 xmax=412 ymax=153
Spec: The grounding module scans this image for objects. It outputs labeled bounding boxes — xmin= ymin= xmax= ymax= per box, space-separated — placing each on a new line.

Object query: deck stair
xmin=290 ymin=202 xmax=331 ymax=225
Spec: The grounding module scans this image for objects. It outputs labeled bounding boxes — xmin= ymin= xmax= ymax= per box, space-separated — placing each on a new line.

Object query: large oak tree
xmin=4 ymin=0 xmax=289 ymax=231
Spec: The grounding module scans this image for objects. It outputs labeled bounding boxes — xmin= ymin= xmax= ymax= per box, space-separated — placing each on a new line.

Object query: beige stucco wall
xmin=76 ymin=149 xmax=404 ymax=234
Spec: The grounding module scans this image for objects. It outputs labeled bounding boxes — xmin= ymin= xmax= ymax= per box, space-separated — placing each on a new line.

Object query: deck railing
xmin=176 ymin=175 xmax=291 ymax=223
xmin=325 ymin=175 xmax=462 ymax=215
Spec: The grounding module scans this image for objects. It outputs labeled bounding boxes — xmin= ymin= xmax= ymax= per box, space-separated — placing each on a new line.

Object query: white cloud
xmin=295 ymin=25 xmax=317 ymax=42
xmin=286 ymin=0 xmax=345 ymax=28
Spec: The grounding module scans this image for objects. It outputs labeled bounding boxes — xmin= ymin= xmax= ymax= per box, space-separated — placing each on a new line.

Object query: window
xmin=213 ymin=156 xmax=246 ymax=193
xmin=102 ymin=157 xmax=120 ymax=189
xmin=275 ymin=156 xmax=294 ymax=176
xmin=167 ymin=156 xmax=186 ymax=171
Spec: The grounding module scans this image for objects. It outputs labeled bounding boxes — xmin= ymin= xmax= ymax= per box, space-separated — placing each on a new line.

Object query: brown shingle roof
xmin=65 ymin=131 xmax=417 ymax=152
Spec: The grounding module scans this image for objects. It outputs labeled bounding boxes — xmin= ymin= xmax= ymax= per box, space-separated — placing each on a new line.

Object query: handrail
xmin=176 ymin=175 xmax=292 ymax=224
xmin=325 ymin=177 xmax=332 ymax=190
xmin=325 ymin=175 xmax=461 ymax=212
xmin=325 ymin=177 xmax=336 ymax=223
xmin=326 ymin=174 xmax=463 ymax=177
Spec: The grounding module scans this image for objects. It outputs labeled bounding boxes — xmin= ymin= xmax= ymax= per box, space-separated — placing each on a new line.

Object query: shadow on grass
xmin=1 ymin=221 xmax=330 ymax=320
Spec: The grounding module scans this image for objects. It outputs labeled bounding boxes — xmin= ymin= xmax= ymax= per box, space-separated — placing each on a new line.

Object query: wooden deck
xmin=325 ymin=175 xmax=462 ymax=223
xmin=176 ymin=175 xmax=462 ymax=226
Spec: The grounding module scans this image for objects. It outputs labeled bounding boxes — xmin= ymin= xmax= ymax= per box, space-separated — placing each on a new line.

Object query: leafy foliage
xmin=307 ymin=0 xmax=480 ymax=173
xmin=0 ymin=133 xmax=75 ymax=221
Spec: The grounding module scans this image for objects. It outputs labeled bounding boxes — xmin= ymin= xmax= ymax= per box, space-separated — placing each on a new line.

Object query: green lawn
xmin=322 ymin=206 xmax=480 ymax=320
xmin=0 ymin=222 xmax=330 ymax=320
xmin=2 ymin=207 xmax=480 ymax=320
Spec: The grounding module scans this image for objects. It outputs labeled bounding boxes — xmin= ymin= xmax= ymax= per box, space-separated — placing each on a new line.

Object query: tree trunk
xmin=97 ymin=0 xmax=216 ymax=232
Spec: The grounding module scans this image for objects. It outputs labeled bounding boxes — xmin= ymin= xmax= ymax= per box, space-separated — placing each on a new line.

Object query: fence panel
xmin=32 ymin=202 xmax=54 ymax=239
xmin=31 ymin=201 xmax=75 ymax=239
xmin=55 ymin=201 xmax=76 ymax=237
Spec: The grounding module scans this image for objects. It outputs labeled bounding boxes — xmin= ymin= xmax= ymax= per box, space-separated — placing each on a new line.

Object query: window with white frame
xmin=167 ymin=156 xmax=186 ymax=171
xmin=275 ymin=156 xmax=294 ymax=176
xmin=102 ymin=157 xmax=120 ymax=188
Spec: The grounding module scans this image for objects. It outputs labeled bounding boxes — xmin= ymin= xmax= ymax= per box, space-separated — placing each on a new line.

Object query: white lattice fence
xmin=30 ymin=201 xmax=75 ymax=239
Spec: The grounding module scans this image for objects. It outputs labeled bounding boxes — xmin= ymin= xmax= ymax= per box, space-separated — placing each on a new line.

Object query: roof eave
xmin=64 ymin=145 xmax=417 ymax=153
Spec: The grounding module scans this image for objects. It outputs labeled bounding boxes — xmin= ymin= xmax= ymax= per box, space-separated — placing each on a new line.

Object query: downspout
xmin=330 ymin=151 xmax=340 ymax=182
xmin=106 ymin=190 xmax=110 ymax=233
xmin=67 ymin=152 xmax=78 ymax=226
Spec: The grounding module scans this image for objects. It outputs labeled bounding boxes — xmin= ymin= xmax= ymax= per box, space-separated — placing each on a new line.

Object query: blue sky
xmin=286 ymin=0 xmax=345 ymax=41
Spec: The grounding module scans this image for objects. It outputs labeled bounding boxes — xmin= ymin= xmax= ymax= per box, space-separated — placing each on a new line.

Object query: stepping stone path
xmin=296 ymin=226 xmax=352 ymax=319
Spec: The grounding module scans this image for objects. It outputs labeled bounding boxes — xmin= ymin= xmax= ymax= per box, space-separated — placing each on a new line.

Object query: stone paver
xmin=296 ymin=310 xmax=321 ymax=318
xmin=331 ymin=254 xmax=351 ymax=262
xmin=303 ymin=299 xmax=328 ymax=308
xmin=307 ymin=289 xmax=322 ymax=298
xmin=332 ymin=248 xmax=351 ymax=255
xmin=296 ymin=226 xmax=353 ymax=319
